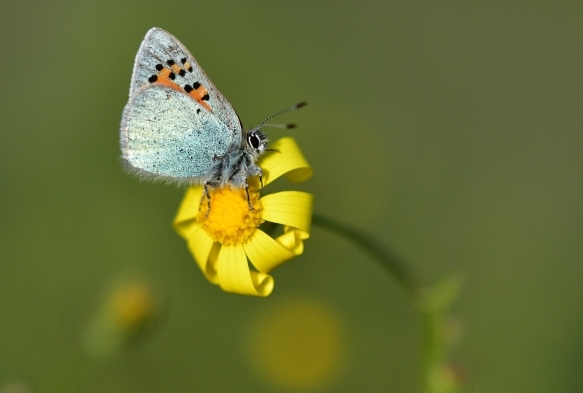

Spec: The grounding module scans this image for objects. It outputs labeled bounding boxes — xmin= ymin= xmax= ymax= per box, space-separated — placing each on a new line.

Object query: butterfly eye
xmin=247 ymin=134 xmax=261 ymax=150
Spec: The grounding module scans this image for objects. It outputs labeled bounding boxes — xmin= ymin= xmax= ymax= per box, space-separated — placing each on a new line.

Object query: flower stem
xmin=311 ymin=213 xmax=423 ymax=300
xmin=312 ymin=213 xmax=463 ymax=393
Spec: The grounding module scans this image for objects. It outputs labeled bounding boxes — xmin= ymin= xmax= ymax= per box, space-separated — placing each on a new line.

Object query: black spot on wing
xmin=181 ymin=57 xmax=187 ymax=64
xmin=155 ymin=64 xmax=163 ymax=71
xmin=184 ymin=84 xmax=193 ymax=93
xmin=169 ymin=72 xmax=176 ymax=80
xmin=193 ymin=82 xmax=201 ymax=89
xmin=166 ymin=59 xmax=175 ymax=66
xmin=202 ymin=94 xmax=210 ymax=101
xmin=178 ymin=69 xmax=186 ymax=77
xmin=148 ymin=75 xmax=158 ymax=83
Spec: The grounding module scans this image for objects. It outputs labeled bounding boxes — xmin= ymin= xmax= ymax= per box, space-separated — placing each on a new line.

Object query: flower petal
xmin=243 ymin=229 xmax=297 ymax=273
xmin=261 ymin=191 xmax=314 ymax=234
xmin=258 ymin=138 xmax=313 ymax=186
xmin=186 ymin=225 xmax=219 ymax=284
xmin=275 ymin=226 xmax=307 ymax=255
xmin=173 ymin=186 xmax=203 ymax=239
xmin=218 ymin=245 xmax=274 ymax=296
xmin=206 ymin=243 xmax=220 ymax=285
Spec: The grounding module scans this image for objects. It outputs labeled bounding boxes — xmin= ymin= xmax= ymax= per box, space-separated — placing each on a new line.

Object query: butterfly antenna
xmin=254 ymin=102 xmax=307 ymax=130
xmin=262 ymin=123 xmax=297 ymax=129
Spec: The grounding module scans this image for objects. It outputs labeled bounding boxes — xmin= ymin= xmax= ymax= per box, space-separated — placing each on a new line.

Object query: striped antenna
xmin=252 ymin=102 xmax=307 ymax=130
xmin=261 ymin=123 xmax=297 ymax=129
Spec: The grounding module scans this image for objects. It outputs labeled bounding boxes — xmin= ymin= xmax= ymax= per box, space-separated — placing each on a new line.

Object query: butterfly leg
xmin=202 ymin=182 xmax=213 ymax=217
xmin=251 ymin=166 xmax=264 ymax=194
xmin=244 ymin=180 xmax=255 ymax=211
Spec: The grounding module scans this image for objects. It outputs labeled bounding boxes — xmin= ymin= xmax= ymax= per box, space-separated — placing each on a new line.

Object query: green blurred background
xmin=1 ymin=1 xmax=582 ymax=392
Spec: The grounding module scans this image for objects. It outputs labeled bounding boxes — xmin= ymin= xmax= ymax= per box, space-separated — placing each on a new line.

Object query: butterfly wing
xmin=121 ymin=84 xmax=232 ymax=184
xmin=129 ymin=27 xmax=242 ymax=146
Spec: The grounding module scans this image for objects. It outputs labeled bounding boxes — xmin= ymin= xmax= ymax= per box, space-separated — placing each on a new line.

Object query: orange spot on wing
xmin=154 ymin=68 xmax=182 ymax=91
xmin=151 ymin=68 xmax=213 ymax=112
xmin=189 ymin=86 xmax=211 ymax=111
xmin=171 ymin=64 xmax=182 ymax=74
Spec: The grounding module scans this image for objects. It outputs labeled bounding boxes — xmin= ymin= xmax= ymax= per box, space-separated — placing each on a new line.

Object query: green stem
xmin=312 ymin=214 xmax=462 ymax=393
xmin=311 ymin=213 xmax=423 ymax=301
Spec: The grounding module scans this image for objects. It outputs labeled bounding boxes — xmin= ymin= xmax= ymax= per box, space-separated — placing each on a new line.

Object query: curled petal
xmin=206 ymin=244 xmax=220 ymax=285
xmin=218 ymin=245 xmax=274 ymax=296
xmin=186 ymin=225 xmax=219 ymax=284
xmin=261 ymin=191 xmax=314 ymax=234
xmin=275 ymin=226 xmax=308 ymax=255
xmin=259 ymin=138 xmax=313 ymax=186
xmin=244 ymin=229 xmax=298 ymax=273
xmin=173 ymin=186 xmax=203 ymax=239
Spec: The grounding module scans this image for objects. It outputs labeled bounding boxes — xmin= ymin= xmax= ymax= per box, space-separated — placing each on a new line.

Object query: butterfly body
xmin=120 ymin=27 xmax=267 ymax=190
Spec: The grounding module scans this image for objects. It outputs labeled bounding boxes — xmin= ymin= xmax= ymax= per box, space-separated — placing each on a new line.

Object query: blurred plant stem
xmin=40 ymin=354 xmax=98 ymax=393
xmin=38 ymin=279 xmax=161 ymax=393
xmin=312 ymin=214 xmax=464 ymax=393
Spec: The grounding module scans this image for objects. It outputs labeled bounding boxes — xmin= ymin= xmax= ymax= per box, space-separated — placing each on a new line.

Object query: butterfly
xmin=120 ymin=27 xmax=305 ymax=212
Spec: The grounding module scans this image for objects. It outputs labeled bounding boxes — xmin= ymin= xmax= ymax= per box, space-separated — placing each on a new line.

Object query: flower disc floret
xmin=197 ymin=187 xmax=264 ymax=246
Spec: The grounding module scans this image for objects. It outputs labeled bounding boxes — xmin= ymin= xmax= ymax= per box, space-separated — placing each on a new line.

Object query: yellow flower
xmin=173 ymin=138 xmax=313 ymax=296
xmin=82 ymin=279 xmax=159 ymax=359
xmin=108 ymin=281 xmax=156 ymax=330
xmin=246 ymin=298 xmax=345 ymax=390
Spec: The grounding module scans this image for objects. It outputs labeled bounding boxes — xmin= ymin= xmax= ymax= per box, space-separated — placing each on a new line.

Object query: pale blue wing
xmin=129 ymin=27 xmax=242 ymax=146
xmin=120 ymin=84 xmax=233 ymax=184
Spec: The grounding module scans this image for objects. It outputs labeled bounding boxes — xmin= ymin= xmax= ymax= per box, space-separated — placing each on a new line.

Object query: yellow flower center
xmin=198 ymin=187 xmax=263 ymax=246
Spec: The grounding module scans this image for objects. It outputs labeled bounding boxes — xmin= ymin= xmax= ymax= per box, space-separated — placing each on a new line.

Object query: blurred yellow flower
xmin=174 ymin=138 xmax=313 ymax=296
xmin=108 ymin=281 xmax=156 ymax=330
xmin=82 ymin=279 xmax=159 ymax=359
xmin=247 ymin=298 xmax=345 ymax=390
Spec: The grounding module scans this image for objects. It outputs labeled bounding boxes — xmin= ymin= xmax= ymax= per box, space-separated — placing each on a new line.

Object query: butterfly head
xmin=242 ymin=101 xmax=307 ymax=159
xmin=245 ymin=129 xmax=268 ymax=156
